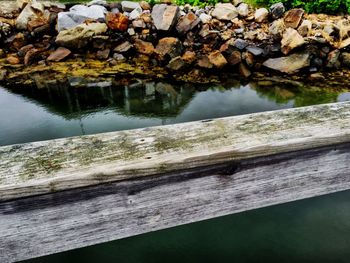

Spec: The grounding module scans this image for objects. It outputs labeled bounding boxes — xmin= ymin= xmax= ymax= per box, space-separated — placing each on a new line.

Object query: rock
xmin=152 ymin=4 xmax=179 ymax=31
xmin=112 ymin=53 xmax=126 ymax=62
xmin=239 ymin=63 xmax=251 ymax=78
xmin=297 ymin=19 xmax=312 ymax=37
xmin=121 ymin=1 xmax=141 ymax=12
xmin=269 ymin=3 xmax=285 ymax=20
xmin=16 ymin=2 xmax=44 ymax=30
xmin=176 ymin=12 xmax=200 ymax=34
xmin=56 ymin=23 xmax=108 ymax=49
xmin=269 ymin=19 xmax=286 ymax=38
xmin=0 ymin=22 xmax=12 ymax=41
xmin=57 ymin=5 xmax=107 ymax=32
xmin=233 ymin=0 xmax=243 ymax=6
xmin=127 ymin=27 xmax=135 ymax=35
xmin=326 ymin=49 xmax=340 ymax=68
xmin=96 ymin=48 xmax=110 ymax=59
xmin=233 ymin=38 xmax=248 ymax=50
xmin=114 ymin=41 xmax=133 ymax=53
xmin=309 ymin=72 xmax=325 ymax=81
xmin=227 ymin=50 xmax=241 ymax=65
xmin=47 ymin=47 xmax=72 ymax=62
xmin=212 ymin=3 xmax=238 ymax=21
xmin=129 ymin=7 xmax=142 ymax=20
xmin=27 ymin=16 xmax=49 ymax=32
xmin=24 ymin=48 xmax=41 ymax=65
xmin=182 ymin=51 xmax=196 ymax=64
xmin=281 ymin=28 xmax=305 ymax=55
xmin=0 ymin=2 xmax=20 ymax=19
xmin=0 ymin=69 xmax=7 ymax=81
xmin=16 ymin=0 xmax=30 ymax=10
xmin=6 ymin=55 xmax=21 ymax=65
xmin=199 ymin=13 xmax=212 ymax=24
xmin=284 ymin=8 xmax=304 ymax=29
xmin=155 ymin=37 xmax=183 ymax=60
xmin=197 ymin=55 xmax=213 ymax=68
xmin=341 ymin=52 xmax=350 ymax=67
xmin=140 ymin=1 xmax=151 ymax=10
xmin=208 ymin=50 xmax=227 ymax=68
xmin=134 ymin=39 xmax=154 ymax=55
xmin=106 ymin=12 xmax=129 ymax=31
xmin=237 ymin=3 xmax=249 ymax=17
xmin=254 ymin=8 xmax=268 ymax=23
xmin=87 ymin=0 xmax=107 ymax=6
xmin=167 ymin=56 xmax=185 ymax=71
xmin=243 ymin=51 xmax=254 ymax=67
xmin=132 ymin=19 xmax=146 ymax=28
xmin=262 ymin=52 xmax=310 ymax=74
xmin=246 ymin=46 xmax=264 ymax=56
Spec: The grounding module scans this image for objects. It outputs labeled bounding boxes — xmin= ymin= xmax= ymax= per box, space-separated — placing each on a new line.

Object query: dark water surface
xmin=1 ymin=79 xmax=350 ymax=262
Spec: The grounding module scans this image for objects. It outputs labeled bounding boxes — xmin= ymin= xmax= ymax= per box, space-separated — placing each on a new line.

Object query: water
xmin=1 ymin=79 xmax=350 ymax=262
xmin=1 ymin=79 xmax=349 ymax=146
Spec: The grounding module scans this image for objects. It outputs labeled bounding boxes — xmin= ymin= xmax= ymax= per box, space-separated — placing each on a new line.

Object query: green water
xmin=1 ymin=79 xmax=350 ymax=262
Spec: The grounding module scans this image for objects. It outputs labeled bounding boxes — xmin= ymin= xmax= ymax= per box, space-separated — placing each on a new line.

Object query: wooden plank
xmin=1 ymin=102 xmax=350 ymax=201
xmin=1 ymin=143 xmax=350 ymax=262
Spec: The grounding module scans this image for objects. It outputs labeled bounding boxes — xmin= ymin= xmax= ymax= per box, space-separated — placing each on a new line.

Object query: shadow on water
xmin=1 ymin=78 xmax=350 ymax=146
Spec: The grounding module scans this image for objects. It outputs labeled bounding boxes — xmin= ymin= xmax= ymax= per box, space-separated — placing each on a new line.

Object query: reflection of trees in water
xmin=6 ymin=80 xmax=197 ymax=120
xmin=249 ymin=81 xmax=340 ymax=107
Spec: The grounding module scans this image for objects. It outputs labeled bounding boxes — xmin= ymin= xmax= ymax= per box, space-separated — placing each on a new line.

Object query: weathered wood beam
xmin=1 ymin=102 xmax=350 ymax=262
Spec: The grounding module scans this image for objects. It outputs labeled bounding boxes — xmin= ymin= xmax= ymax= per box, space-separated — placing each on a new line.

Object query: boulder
xmin=56 ymin=23 xmax=108 ymax=49
xmin=47 ymin=47 xmax=72 ymax=62
xmin=57 ymin=5 xmax=107 ymax=32
xmin=208 ymin=50 xmax=227 ymax=68
xmin=269 ymin=3 xmax=285 ymax=20
xmin=155 ymin=37 xmax=183 ymax=60
xmin=281 ymin=28 xmax=305 ymax=55
xmin=284 ymin=8 xmax=304 ymax=28
xmin=106 ymin=12 xmax=129 ymax=31
xmin=152 ymin=4 xmax=179 ymax=31
xmin=254 ymin=8 xmax=268 ymax=23
xmin=262 ymin=52 xmax=310 ymax=74
xmin=16 ymin=1 xmax=44 ymax=30
xmin=176 ymin=12 xmax=200 ymax=34
xmin=121 ymin=1 xmax=141 ymax=12
xmin=237 ymin=3 xmax=249 ymax=17
xmin=212 ymin=3 xmax=238 ymax=21
xmin=134 ymin=39 xmax=154 ymax=55
xmin=0 ymin=1 xmax=20 ymax=19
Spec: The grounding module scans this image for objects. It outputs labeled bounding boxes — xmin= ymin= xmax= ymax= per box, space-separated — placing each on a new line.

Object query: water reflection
xmin=1 ymin=79 xmax=349 ymax=146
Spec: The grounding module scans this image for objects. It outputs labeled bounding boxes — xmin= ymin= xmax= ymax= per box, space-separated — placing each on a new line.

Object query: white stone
xmin=129 ymin=7 xmax=142 ymax=20
xmin=16 ymin=1 xmax=44 ymax=30
xmin=237 ymin=3 xmax=249 ymax=17
xmin=211 ymin=3 xmax=238 ymax=21
xmin=199 ymin=13 xmax=212 ymax=24
xmin=121 ymin=1 xmax=141 ymax=12
xmin=254 ymin=8 xmax=268 ymax=23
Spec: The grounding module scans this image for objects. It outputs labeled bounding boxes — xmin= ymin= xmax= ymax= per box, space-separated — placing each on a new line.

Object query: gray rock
xmin=56 ymin=22 xmax=108 ymax=49
xmin=152 ymin=4 xmax=179 ymax=31
xmin=246 ymin=46 xmax=264 ymax=56
xmin=57 ymin=5 xmax=107 ymax=32
xmin=87 ymin=0 xmax=107 ymax=6
xmin=269 ymin=3 xmax=285 ymax=20
xmin=254 ymin=8 xmax=268 ymax=23
xmin=326 ymin=50 xmax=340 ymax=68
xmin=234 ymin=38 xmax=248 ymax=50
xmin=129 ymin=7 xmax=142 ymax=20
xmin=263 ymin=52 xmax=310 ymax=74
xmin=121 ymin=1 xmax=141 ymax=12
xmin=212 ymin=3 xmax=238 ymax=21
xmin=237 ymin=3 xmax=249 ymax=17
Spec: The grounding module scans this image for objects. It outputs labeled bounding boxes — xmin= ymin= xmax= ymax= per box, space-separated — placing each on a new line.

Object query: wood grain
xmin=1 ymin=102 xmax=350 ymax=201
xmin=1 ymin=143 xmax=350 ymax=262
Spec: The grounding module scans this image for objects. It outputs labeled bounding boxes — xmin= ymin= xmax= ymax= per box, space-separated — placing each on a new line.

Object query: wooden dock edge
xmin=1 ymin=102 xmax=350 ymax=262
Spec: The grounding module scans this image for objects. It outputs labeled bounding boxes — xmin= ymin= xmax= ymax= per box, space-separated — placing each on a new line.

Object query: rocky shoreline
xmin=1 ymin=0 xmax=350 ymax=85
